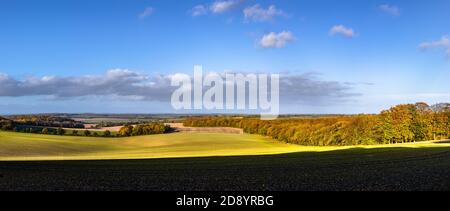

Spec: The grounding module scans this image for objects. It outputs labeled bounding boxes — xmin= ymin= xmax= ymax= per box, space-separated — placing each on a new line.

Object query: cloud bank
xmin=0 ymin=69 xmax=173 ymax=101
xmin=0 ymin=70 xmax=358 ymax=105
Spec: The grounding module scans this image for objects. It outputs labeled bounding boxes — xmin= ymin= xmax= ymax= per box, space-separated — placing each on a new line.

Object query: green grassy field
xmin=0 ymin=131 xmax=304 ymax=160
xmin=1 ymin=131 xmax=449 ymax=161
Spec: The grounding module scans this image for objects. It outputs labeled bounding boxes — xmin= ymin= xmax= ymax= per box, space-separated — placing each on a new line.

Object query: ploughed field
xmin=0 ymin=131 xmax=450 ymax=190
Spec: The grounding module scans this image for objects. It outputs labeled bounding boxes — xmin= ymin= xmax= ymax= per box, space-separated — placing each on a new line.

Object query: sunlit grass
xmin=0 ymin=131 xmax=449 ymax=161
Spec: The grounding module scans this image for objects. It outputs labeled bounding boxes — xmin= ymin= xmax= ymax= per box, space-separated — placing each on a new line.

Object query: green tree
xmin=103 ymin=130 xmax=111 ymax=137
xmin=83 ymin=130 xmax=91 ymax=136
xmin=57 ymin=127 xmax=66 ymax=135
xmin=1 ymin=124 xmax=12 ymax=131
xmin=72 ymin=130 xmax=79 ymax=136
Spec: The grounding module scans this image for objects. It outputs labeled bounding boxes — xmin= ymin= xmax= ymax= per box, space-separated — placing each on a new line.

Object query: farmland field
xmin=0 ymin=131 xmax=450 ymax=191
xmin=0 ymin=131 xmax=306 ymax=160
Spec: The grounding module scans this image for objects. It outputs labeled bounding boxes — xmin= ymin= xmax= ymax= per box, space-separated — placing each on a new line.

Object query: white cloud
xmin=190 ymin=5 xmax=208 ymax=16
xmin=259 ymin=31 xmax=295 ymax=48
xmin=189 ymin=1 xmax=243 ymax=17
xmin=419 ymin=36 xmax=450 ymax=57
xmin=419 ymin=36 xmax=450 ymax=49
xmin=379 ymin=4 xmax=400 ymax=16
xmin=210 ymin=0 xmax=242 ymax=14
xmin=139 ymin=7 xmax=154 ymax=19
xmin=243 ymin=4 xmax=285 ymax=22
xmin=329 ymin=25 xmax=356 ymax=38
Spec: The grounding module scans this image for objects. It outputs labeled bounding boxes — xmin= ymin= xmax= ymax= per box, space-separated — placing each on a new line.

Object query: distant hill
xmin=11 ymin=115 xmax=76 ymax=123
xmin=7 ymin=115 xmax=84 ymax=128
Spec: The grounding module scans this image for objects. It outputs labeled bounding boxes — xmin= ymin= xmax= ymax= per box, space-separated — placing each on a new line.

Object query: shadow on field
xmin=1 ymin=146 xmax=450 ymax=191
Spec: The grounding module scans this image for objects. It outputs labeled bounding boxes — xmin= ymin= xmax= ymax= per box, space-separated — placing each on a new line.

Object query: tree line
xmin=0 ymin=120 xmax=170 ymax=138
xmin=6 ymin=115 xmax=85 ymax=128
xmin=0 ymin=125 xmax=112 ymax=137
xmin=183 ymin=103 xmax=450 ymax=146
xmin=117 ymin=123 xmax=171 ymax=137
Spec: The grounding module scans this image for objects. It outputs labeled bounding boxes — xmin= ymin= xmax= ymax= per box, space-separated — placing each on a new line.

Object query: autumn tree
xmin=119 ymin=125 xmax=134 ymax=137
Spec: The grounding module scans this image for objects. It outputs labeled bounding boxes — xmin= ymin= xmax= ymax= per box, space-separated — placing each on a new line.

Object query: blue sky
xmin=0 ymin=0 xmax=449 ymax=114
